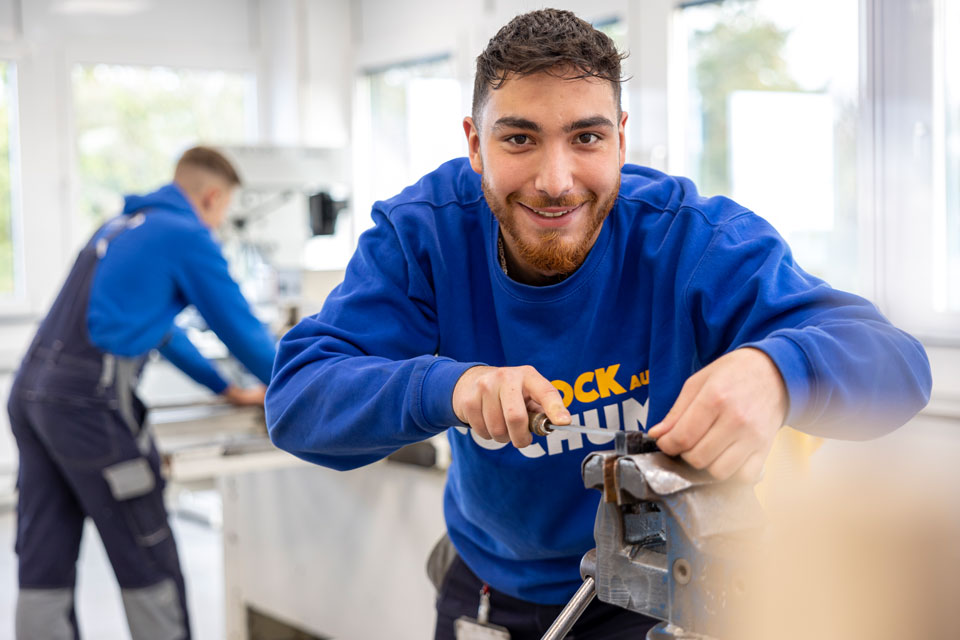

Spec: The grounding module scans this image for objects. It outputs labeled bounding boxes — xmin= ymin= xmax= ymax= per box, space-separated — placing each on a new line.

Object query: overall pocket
xmin=103 ymin=457 xmax=171 ymax=548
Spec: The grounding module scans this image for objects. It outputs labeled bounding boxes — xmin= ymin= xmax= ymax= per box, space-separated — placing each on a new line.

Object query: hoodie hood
xmin=122 ymin=183 xmax=197 ymax=218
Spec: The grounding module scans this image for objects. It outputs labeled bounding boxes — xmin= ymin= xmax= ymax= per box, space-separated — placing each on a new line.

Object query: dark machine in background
xmin=308 ymin=191 xmax=349 ymax=236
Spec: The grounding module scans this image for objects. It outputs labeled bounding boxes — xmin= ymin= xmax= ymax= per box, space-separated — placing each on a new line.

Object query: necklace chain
xmin=497 ymin=233 xmax=508 ymax=275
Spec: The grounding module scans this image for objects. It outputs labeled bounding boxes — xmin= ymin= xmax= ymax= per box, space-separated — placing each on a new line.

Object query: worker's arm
xmin=157 ymin=325 xmax=230 ymax=393
xmin=171 ymin=230 xmax=277 ymax=386
xmin=157 ymin=325 xmax=266 ymax=405
xmin=649 ymin=212 xmax=931 ymax=480
xmin=266 ymin=208 xmax=483 ymax=470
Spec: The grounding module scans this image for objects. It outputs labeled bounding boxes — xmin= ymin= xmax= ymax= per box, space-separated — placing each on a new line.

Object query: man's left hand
xmin=647 ymin=348 xmax=787 ymax=482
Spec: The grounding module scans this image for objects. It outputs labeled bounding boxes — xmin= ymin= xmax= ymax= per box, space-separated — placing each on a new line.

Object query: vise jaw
xmin=580 ymin=437 xmax=763 ymax=640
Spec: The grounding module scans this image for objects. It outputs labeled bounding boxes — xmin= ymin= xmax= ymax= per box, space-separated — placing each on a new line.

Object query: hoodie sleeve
xmin=156 ymin=325 xmax=230 ymax=394
xmin=683 ymin=211 xmax=931 ymax=439
xmin=264 ymin=207 xmax=482 ymax=471
xmin=172 ymin=230 xmax=277 ymax=385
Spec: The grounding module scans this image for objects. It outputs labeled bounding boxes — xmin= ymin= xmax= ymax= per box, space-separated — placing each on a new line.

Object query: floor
xmin=0 ymin=498 xmax=225 ymax=640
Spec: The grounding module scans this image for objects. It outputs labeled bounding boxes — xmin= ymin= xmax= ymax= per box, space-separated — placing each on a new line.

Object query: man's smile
xmin=517 ymin=201 xmax=587 ymax=222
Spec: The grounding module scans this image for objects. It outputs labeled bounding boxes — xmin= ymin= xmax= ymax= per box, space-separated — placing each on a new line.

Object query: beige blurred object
xmin=734 ymin=436 xmax=960 ymax=640
xmin=754 ymin=425 xmax=823 ymax=508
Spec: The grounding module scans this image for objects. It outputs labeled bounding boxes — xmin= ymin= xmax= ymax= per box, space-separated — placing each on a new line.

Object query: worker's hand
xmin=647 ymin=348 xmax=787 ymax=482
xmin=452 ymin=365 xmax=570 ymax=448
xmin=222 ymin=384 xmax=267 ymax=407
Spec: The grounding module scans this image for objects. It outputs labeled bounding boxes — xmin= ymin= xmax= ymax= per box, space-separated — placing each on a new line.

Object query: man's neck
xmin=497 ymin=232 xmax=569 ymax=287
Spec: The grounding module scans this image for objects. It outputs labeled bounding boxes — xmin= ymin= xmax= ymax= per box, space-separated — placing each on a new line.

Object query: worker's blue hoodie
xmin=87 ymin=183 xmax=275 ymax=391
xmin=265 ymin=158 xmax=932 ymax=604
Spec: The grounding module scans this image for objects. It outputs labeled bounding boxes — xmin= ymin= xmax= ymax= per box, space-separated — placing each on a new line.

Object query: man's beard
xmin=482 ymin=175 xmax=620 ymax=276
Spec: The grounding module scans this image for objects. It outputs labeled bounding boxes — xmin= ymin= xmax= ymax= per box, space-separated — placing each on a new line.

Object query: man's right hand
xmin=452 ymin=365 xmax=570 ymax=448
xmin=222 ymin=384 xmax=267 ymax=407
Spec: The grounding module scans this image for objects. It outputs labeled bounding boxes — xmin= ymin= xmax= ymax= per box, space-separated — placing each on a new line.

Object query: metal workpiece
xmin=527 ymin=413 xmax=614 ymax=438
xmin=527 ymin=413 xmax=660 ymax=452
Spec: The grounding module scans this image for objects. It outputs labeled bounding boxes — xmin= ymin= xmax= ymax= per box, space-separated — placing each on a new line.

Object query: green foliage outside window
xmin=688 ymin=4 xmax=801 ymax=197
xmin=72 ymin=64 xmax=252 ymax=238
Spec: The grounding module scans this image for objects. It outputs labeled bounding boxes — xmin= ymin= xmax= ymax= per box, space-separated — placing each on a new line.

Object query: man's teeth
xmin=532 ymin=208 xmax=571 ymax=218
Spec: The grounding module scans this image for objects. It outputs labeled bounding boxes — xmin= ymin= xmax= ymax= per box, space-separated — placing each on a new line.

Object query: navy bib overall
xmin=7 ymin=213 xmax=190 ymax=639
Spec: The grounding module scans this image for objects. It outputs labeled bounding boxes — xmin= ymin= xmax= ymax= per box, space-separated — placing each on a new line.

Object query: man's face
xmin=464 ymin=70 xmax=627 ymax=283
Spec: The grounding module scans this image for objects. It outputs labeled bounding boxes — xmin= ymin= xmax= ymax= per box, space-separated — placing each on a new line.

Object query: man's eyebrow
xmin=492 ymin=117 xmax=541 ymax=132
xmin=564 ymin=116 xmax=616 ymax=132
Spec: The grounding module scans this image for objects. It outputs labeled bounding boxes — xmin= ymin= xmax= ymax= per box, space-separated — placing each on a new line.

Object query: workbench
xmin=147 ymin=379 xmax=446 ymax=640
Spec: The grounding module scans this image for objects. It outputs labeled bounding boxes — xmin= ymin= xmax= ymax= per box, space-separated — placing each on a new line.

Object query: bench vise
xmin=542 ymin=432 xmax=764 ymax=640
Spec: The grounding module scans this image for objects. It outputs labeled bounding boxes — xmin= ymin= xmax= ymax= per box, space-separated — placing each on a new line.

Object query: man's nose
xmin=534 ymin=146 xmax=575 ymax=198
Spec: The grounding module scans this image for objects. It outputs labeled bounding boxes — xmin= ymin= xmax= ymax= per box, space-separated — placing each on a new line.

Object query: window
xmin=353 ymin=56 xmax=463 ymax=239
xmin=595 ymin=17 xmax=630 ymax=116
xmin=597 ymin=17 xmax=627 ymax=49
xmin=0 ymin=61 xmax=20 ymax=297
xmin=677 ymin=0 xmax=860 ymax=293
xmin=72 ymin=64 xmax=256 ymax=240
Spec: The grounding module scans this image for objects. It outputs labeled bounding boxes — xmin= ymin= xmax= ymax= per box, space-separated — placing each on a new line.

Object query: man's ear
xmin=463 ymin=117 xmax=483 ymax=174
xmin=618 ymin=111 xmax=629 ymax=168
xmin=201 ymin=185 xmax=221 ymax=211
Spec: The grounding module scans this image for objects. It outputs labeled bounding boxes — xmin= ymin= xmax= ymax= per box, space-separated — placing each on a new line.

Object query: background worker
xmin=7 ymin=146 xmax=275 ymax=639
xmin=265 ymin=10 xmax=932 ymax=640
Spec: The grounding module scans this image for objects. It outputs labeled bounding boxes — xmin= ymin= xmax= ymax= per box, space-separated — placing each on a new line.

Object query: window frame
xmin=0 ymin=55 xmax=26 ymax=312
xmin=872 ymin=0 xmax=960 ymax=343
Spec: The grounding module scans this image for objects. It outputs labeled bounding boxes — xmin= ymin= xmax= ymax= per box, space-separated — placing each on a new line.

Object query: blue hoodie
xmin=266 ymin=158 xmax=931 ymax=604
xmin=87 ymin=183 xmax=276 ymax=391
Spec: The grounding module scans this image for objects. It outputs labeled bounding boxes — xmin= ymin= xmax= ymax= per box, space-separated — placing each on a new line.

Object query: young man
xmin=266 ymin=10 xmax=931 ymax=640
xmin=8 ymin=146 xmax=276 ymax=639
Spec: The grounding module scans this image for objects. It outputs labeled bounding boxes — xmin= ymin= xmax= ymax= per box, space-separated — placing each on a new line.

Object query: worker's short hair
xmin=175 ymin=146 xmax=242 ymax=187
xmin=472 ymin=8 xmax=627 ymax=126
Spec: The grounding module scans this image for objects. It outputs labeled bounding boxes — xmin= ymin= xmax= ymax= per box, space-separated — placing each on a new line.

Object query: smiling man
xmin=472 ymin=74 xmax=624 ymax=286
xmin=266 ymin=9 xmax=931 ymax=640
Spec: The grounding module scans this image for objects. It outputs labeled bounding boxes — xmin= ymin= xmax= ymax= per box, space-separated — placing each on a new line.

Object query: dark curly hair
xmin=472 ymin=8 xmax=627 ymax=126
